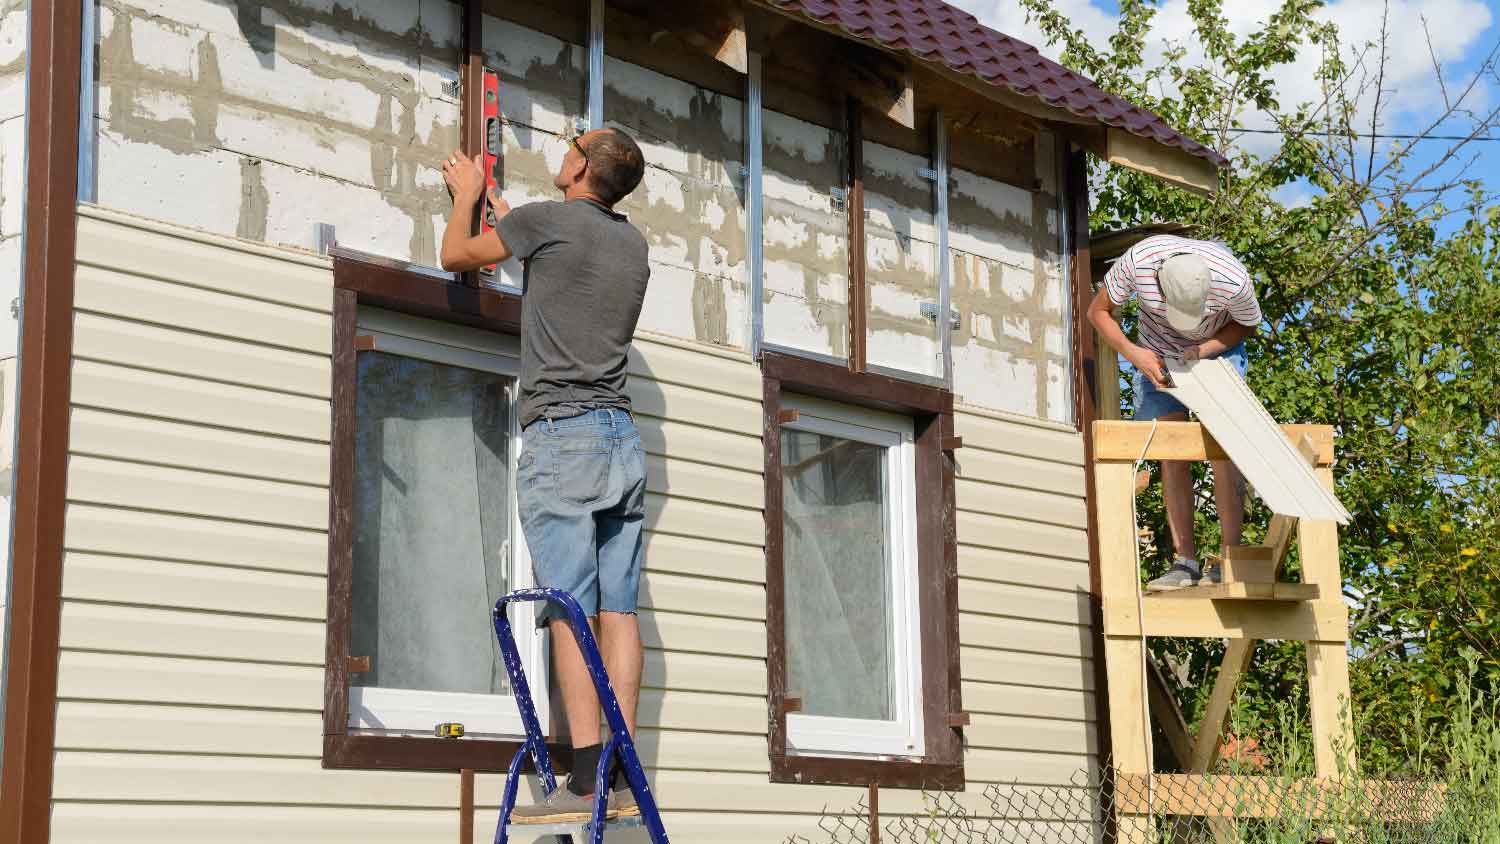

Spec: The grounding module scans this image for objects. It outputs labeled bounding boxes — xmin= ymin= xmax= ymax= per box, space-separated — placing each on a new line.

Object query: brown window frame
xmin=321 ymin=249 xmax=573 ymax=773
xmin=761 ymin=350 xmax=965 ymax=790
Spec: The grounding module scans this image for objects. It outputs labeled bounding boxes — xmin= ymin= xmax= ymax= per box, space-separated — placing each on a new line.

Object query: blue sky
xmin=952 ymin=0 xmax=1500 ymax=214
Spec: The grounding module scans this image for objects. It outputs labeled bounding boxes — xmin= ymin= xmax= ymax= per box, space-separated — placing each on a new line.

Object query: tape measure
xmin=434 ymin=722 xmax=466 ymax=739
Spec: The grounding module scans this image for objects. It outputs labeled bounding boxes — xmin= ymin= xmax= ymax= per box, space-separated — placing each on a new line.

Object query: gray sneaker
xmin=1199 ymin=564 xmax=1223 ymax=586
xmin=510 ymin=784 xmax=620 ymax=825
xmin=610 ymin=785 xmax=640 ymax=817
xmin=1146 ymin=562 xmax=1201 ymax=592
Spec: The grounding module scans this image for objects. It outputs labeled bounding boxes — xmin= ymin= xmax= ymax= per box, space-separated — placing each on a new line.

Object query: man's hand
xmin=487 ymin=188 xmax=512 ymax=221
xmin=442 ymin=150 xmax=485 ymax=202
xmin=1125 ymin=344 xmax=1170 ymax=388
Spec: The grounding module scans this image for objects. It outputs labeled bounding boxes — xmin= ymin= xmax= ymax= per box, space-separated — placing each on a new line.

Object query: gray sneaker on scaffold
xmin=1146 ymin=561 xmax=1201 ymax=592
xmin=510 ymin=782 xmax=621 ymax=825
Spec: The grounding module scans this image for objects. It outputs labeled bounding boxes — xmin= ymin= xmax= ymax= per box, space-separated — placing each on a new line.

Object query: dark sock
xmin=567 ymin=744 xmax=602 ymax=796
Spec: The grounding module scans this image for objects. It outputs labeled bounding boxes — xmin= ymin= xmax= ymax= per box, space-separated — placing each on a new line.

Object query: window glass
xmin=778 ymin=396 xmax=923 ymax=758
xmin=351 ymin=351 xmax=514 ymax=697
xmin=781 ymin=429 xmax=895 ymax=721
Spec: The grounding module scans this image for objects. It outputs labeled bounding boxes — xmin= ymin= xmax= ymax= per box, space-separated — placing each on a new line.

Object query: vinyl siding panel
xmin=49 ymin=206 xmax=1102 ymax=839
xmin=954 ymin=406 xmax=1099 ymax=805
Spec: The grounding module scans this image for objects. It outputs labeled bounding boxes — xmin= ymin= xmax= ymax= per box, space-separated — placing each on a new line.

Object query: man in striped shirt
xmin=1087 ymin=235 xmax=1263 ymax=591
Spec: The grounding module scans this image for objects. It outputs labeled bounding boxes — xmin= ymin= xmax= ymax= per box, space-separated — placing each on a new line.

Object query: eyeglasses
xmin=570 ymin=135 xmax=590 ymax=165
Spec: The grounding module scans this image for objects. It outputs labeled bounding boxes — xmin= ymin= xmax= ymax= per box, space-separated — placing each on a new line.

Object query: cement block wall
xmin=94 ymin=0 xmax=463 ymax=265
xmin=1 ymin=0 xmax=25 ymax=360
xmin=85 ymin=0 xmax=1074 ymax=424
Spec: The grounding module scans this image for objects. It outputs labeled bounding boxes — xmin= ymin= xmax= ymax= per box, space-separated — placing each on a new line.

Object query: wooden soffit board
xmin=1106 ymin=127 xmax=1220 ymax=196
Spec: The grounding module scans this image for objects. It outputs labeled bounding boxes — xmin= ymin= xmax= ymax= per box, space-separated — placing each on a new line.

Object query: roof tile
xmin=770 ymin=0 xmax=1228 ymax=168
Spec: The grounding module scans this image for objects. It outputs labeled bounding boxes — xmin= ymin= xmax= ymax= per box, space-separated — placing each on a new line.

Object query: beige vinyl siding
xmin=51 ymin=205 xmax=1100 ymax=841
xmin=953 ymin=405 xmax=1098 ymax=813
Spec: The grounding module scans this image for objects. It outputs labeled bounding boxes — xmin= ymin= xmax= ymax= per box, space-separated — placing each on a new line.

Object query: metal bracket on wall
xmin=314 ymin=223 xmax=337 ymax=255
xmin=920 ymin=301 xmax=960 ymax=330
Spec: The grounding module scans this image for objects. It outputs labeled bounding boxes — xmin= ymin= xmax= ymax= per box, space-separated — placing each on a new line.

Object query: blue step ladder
xmin=491 ymin=588 xmax=669 ymax=844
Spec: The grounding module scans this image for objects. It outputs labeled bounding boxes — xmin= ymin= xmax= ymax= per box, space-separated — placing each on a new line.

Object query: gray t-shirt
xmin=497 ymin=198 xmax=650 ymax=428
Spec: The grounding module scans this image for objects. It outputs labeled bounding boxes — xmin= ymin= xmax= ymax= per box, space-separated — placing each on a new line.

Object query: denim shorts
xmin=518 ymin=408 xmax=647 ymax=627
xmin=1133 ymin=342 xmax=1248 ymax=421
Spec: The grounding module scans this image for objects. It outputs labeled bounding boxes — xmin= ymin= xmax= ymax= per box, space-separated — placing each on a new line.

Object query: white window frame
xmin=780 ymin=395 xmax=925 ymax=759
xmin=346 ymin=308 xmax=548 ymax=739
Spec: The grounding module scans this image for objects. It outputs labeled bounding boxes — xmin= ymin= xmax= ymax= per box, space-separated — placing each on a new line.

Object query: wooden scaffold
xmin=1092 ymin=420 xmax=1356 ymax=840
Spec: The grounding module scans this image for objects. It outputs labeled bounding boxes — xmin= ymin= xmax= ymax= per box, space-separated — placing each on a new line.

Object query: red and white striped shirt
xmin=1103 ymin=235 xmax=1262 ymax=356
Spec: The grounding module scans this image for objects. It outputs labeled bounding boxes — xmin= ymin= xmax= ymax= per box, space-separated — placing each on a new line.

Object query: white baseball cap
xmin=1157 ymin=253 xmax=1212 ymax=334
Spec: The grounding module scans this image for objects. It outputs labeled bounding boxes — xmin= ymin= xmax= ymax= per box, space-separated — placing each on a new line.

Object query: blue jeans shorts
xmin=518 ymin=408 xmax=647 ymax=628
xmin=1133 ymin=342 xmax=1248 ymax=421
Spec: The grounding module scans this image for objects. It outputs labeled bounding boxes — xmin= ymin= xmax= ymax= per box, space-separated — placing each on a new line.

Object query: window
xmin=780 ymin=397 xmax=924 ymax=758
xmin=345 ymin=309 xmax=546 ymax=739
xmin=324 ymin=250 xmax=561 ymax=773
xmin=762 ymin=351 xmax=964 ymax=790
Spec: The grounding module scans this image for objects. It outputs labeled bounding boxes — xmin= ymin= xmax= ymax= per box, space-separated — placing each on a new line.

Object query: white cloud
xmin=951 ymin=0 xmax=1495 ymax=158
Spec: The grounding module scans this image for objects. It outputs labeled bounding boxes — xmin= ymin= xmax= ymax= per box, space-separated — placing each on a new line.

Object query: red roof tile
xmin=769 ymin=0 xmax=1230 ymax=169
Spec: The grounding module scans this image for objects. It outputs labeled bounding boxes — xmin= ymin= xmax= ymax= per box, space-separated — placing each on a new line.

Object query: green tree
xmin=1018 ymin=0 xmax=1500 ymax=769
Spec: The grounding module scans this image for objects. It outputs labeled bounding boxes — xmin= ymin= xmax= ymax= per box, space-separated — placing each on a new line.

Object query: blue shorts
xmin=1133 ymin=342 xmax=1248 ymax=421
xmin=518 ymin=408 xmax=647 ymax=628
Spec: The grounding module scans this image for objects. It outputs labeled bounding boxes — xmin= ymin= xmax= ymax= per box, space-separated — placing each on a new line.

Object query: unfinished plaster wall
xmin=93 ymin=0 xmax=463 ymax=265
xmin=949 ymin=131 xmax=1073 ymax=425
xmin=0 ymin=0 xmax=24 ymax=357
xmin=761 ymin=108 xmax=848 ymax=359
xmin=604 ymin=57 xmax=748 ymax=349
xmin=483 ymin=9 xmax=584 ymax=290
xmin=863 ymin=138 xmax=940 ymax=379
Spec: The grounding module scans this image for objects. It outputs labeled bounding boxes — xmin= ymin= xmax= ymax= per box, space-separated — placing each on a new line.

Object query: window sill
xmin=770 ymin=754 xmax=964 ymax=791
xmin=323 ymin=733 xmax=575 ymax=774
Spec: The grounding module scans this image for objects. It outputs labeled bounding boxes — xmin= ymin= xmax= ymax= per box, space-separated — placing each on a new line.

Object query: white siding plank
xmin=73 ymin=312 xmax=331 ymax=399
xmin=955 ymin=478 xmax=1088 ymax=527
xmin=62 ymin=553 xmax=327 ymax=621
xmin=69 ymin=407 xmax=330 ymax=485
xmin=636 ymin=417 xmax=762 ymax=474
xmin=54 ymin=701 xmax=322 ymax=757
xmin=629 ymin=337 xmax=760 ymax=401
xmin=962 ymin=680 xmax=1097 ymax=722
xmin=641 ymin=611 xmax=765 ymax=659
xmin=629 ymin=380 xmax=760 ymax=438
xmin=639 ymin=570 xmax=764 ymax=621
xmin=645 ymin=493 xmax=761 ymax=548
xmin=958 ymin=579 xmax=1091 ymax=627
xmin=961 ymin=613 xmax=1092 ymax=659
xmin=70 ymin=359 xmax=330 ymax=442
xmin=74 ymin=263 xmax=331 ymax=353
xmin=957 ymin=510 xmax=1089 ymax=562
xmin=644 ymin=454 xmax=761 ymax=509
xmin=64 ymin=504 xmax=327 ymax=575
xmin=638 ymin=689 xmax=763 ymax=734
xmin=966 ymin=748 xmax=1098 ymax=786
xmin=642 ymin=649 xmax=765 ymax=697
xmin=966 ymin=714 xmax=1098 ymax=756
xmin=960 ymin=647 xmax=1095 ymax=692
xmin=641 ymin=531 xmax=764 ymax=584
xmin=955 ymin=412 xmax=1084 ymax=466
xmin=957 ymin=447 xmax=1085 ymax=497
xmin=76 ymin=209 xmax=334 ymax=311
xmin=67 ymin=456 xmax=328 ymax=531
xmin=56 ymin=650 xmax=323 ymax=711
xmin=59 ymin=601 xmax=325 ymax=665
xmin=958 ymin=546 xmax=1090 ymax=592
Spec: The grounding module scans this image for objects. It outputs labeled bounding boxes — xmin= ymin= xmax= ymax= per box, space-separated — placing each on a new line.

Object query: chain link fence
xmin=788 ymin=766 xmax=1465 ymax=844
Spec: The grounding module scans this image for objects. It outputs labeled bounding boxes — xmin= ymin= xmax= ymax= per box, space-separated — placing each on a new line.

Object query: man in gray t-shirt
xmin=439 ymin=128 xmax=652 ymax=822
